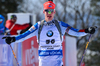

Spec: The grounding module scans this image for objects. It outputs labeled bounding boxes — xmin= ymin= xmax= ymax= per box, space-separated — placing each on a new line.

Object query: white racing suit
xmin=38 ymin=23 xmax=63 ymax=66
xmin=15 ymin=19 xmax=87 ymax=66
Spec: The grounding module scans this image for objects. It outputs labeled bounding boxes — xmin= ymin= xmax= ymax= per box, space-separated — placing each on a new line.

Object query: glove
xmin=2 ymin=37 xmax=16 ymax=45
xmin=85 ymin=27 xmax=96 ymax=34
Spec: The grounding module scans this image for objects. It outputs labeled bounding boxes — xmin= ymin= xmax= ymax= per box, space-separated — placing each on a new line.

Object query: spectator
xmin=0 ymin=14 xmax=7 ymax=35
xmin=5 ymin=15 xmax=30 ymax=35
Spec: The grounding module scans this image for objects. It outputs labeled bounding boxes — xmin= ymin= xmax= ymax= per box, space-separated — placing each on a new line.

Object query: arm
xmin=60 ymin=21 xmax=93 ymax=37
xmin=15 ymin=23 xmax=38 ymax=40
xmin=5 ymin=20 xmax=29 ymax=30
xmin=12 ymin=23 xmax=29 ymax=30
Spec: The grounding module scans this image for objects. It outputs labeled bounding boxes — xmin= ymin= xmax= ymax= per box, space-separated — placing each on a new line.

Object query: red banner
xmin=22 ymin=36 xmax=39 ymax=66
xmin=62 ymin=36 xmax=65 ymax=66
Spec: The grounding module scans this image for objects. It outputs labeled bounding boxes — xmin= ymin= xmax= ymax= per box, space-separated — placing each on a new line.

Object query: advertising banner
xmin=65 ymin=36 xmax=77 ymax=66
xmin=22 ymin=36 xmax=39 ymax=66
xmin=0 ymin=44 xmax=9 ymax=66
xmin=0 ymin=35 xmax=10 ymax=66
xmin=62 ymin=36 xmax=65 ymax=66
xmin=0 ymin=35 xmax=22 ymax=66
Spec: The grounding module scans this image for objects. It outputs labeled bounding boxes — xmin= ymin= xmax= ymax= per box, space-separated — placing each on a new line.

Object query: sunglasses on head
xmin=45 ymin=9 xmax=54 ymax=12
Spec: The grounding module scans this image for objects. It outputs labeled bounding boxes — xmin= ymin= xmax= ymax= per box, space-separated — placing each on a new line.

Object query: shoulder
xmin=6 ymin=20 xmax=12 ymax=24
xmin=5 ymin=20 xmax=14 ymax=27
xmin=37 ymin=21 xmax=41 ymax=25
xmin=6 ymin=20 xmax=11 ymax=22
xmin=58 ymin=21 xmax=69 ymax=27
xmin=37 ymin=20 xmax=45 ymax=27
xmin=32 ymin=21 xmax=41 ymax=29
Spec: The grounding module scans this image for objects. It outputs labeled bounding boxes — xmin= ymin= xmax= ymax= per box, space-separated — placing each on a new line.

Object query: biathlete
xmin=2 ymin=1 xmax=96 ymax=66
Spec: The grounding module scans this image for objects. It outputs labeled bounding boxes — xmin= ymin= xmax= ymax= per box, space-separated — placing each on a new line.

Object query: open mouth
xmin=47 ymin=16 xmax=52 ymax=18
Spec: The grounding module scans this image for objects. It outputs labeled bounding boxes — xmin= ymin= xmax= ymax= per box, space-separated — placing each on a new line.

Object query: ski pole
xmin=9 ymin=44 xmax=20 ymax=66
xmin=79 ymin=26 xmax=97 ymax=66
xmin=79 ymin=34 xmax=91 ymax=66
xmin=4 ymin=32 xmax=20 ymax=66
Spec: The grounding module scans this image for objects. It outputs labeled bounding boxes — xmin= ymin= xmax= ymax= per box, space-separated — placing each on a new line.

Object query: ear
xmin=54 ymin=10 xmax=56 ymax=14
xmin=43 ymin=10 xmax=45 ymax=14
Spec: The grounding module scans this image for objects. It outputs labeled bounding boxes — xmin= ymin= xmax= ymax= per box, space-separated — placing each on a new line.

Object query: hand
xmin=2 ymin=37 xmax=15 ymax=45
xmin=85 ymin=27 xmax=97 ymax=34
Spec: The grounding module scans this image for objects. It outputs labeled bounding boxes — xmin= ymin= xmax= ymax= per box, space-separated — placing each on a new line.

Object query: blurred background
xmin=0 ymin=0 xmax=100 ymax=66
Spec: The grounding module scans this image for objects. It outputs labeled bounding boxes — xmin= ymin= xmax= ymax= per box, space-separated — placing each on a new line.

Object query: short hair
xmin=10 ymin=15 xmax=17 ymax=19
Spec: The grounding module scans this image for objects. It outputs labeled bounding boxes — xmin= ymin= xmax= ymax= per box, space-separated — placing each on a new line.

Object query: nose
xmin=48 ymin=11 xmax=51 ymax=14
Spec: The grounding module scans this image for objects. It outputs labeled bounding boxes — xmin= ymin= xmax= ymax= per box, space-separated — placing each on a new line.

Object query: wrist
xmin=85 ymin=28 xmax=89 ymax=33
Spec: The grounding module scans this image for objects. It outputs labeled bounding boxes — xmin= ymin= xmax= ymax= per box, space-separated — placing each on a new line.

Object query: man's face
xmin=43 ymin=9 xmax=56 ymax=22
xmin=11 ymin=18 xmax=17 ymax=23
xmin=0 ymin=18 xmax=3 ymax=24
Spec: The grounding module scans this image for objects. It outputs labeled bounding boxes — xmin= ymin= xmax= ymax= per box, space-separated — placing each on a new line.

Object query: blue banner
xmin=0 ymin=35 xmax=22 ymax=66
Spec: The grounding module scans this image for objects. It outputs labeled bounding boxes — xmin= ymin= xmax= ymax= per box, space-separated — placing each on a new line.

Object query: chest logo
xmin=46 ymin=30 xmax=53 ymax=37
